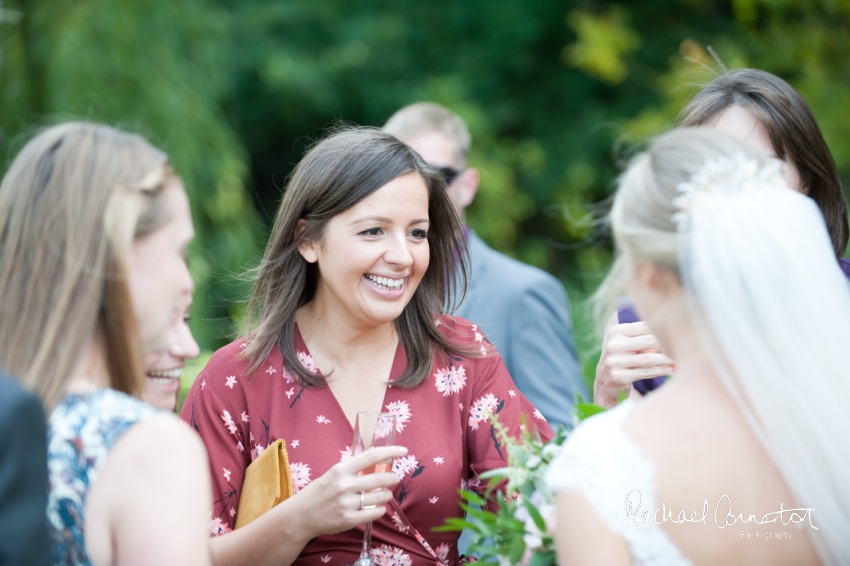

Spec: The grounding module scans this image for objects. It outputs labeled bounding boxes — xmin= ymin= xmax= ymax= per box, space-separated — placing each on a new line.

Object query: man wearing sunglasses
xmin=383 ymin=102 xmax=586 ymax=430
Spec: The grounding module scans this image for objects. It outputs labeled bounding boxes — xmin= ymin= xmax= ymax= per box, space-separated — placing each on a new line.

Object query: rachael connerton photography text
xmin=623 ymin=489 xmax=817 ymax=531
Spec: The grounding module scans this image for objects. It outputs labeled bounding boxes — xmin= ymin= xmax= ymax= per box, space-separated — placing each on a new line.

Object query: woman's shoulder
xmin=435 ymin=313 xmax=491 ymax=357
xmin=202 ymin=337 xmax=282 ymax=380
xmin=49 ymin=388 xmax=158 ymax=440
xmin=110 ymin=412 xmax=206 ymax=466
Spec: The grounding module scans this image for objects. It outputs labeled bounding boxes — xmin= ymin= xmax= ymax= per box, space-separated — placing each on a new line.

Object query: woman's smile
xmin=363 ymin=273 xmax=407 ymax=297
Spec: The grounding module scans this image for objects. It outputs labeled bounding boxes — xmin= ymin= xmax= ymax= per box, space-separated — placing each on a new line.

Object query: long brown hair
xmin=242 ymin=126 xmax=479 ymax=388
xmin=0 ymin=122 xmax=176 ymax=410
xmin=678 ymin=68 xmax=848 ymax=258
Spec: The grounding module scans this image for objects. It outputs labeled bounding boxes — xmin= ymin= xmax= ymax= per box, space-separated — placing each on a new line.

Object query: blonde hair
xmin=383 ymin=102 xmax=472 ymax=166
xmin=594 ymin=128 xmax=767 ymax=326
xmin=0 ymin=122 xmax=177 ymax=410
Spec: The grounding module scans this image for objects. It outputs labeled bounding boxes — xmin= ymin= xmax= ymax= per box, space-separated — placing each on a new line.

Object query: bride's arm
xmin=555 ymin=489 xmax=631 ymax=565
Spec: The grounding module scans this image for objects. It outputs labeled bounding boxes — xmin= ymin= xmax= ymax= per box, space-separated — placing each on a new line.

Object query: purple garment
xmin=616 ymin=298 xmax=668 ymax=395
xmin=840 ymin=258 xmax=850 ymax=280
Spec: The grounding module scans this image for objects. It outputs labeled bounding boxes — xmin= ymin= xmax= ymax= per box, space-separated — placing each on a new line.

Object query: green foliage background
xmin=2 ymin=0 xmax=848 ymax=390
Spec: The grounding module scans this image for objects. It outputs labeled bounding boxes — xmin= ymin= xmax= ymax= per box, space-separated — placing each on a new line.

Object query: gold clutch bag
xmin=234 ymin=439 xmax=294 ymax=529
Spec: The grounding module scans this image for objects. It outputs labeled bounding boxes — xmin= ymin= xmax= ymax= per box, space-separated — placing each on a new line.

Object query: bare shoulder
xmin=555 ymin=488 xmax=631 ymax=566
xmin=111 ymin=413 xmax=207 ymax=467
xmin=622 ymin=383 xmax=819 ymax=564
xmin=87 ymin=413 xmax=212 ymax=566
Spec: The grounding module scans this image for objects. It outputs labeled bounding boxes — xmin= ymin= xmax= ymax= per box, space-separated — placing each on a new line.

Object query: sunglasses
xmin=435 ymin=166 xmax=464 ymax=186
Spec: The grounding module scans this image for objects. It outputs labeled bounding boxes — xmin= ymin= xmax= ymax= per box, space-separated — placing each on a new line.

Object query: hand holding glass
xmin=349 ymin=412 xmax=397 ymax=566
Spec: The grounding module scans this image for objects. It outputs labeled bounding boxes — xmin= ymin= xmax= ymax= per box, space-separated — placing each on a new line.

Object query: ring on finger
xmin=359 ymin=492 xmax=365 ymax=510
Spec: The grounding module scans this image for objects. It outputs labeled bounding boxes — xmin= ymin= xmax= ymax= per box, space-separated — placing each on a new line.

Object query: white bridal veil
xmin=680 ymin=159 xmax=850 ymax=565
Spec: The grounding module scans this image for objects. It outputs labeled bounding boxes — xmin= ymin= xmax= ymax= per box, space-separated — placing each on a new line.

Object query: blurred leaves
xmin=1 ymin=0 xmax=847 ymax=363
xmin=563 ymin=7 xmax=640 ymax=84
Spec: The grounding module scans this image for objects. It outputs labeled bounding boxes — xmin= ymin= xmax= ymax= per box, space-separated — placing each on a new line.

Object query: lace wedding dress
xmin=546 ymin=401 xmax=692 ymax=566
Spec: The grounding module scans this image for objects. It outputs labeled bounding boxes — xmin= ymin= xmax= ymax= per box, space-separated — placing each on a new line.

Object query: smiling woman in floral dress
xmin=181 ymin=127 xmax=552 ymax=566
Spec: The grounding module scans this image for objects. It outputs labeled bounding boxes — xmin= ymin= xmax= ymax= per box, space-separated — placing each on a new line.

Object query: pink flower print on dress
xmin=391 ymin=454 xmax=419 ymax=481
xmin=508 ymin=389 xmax=516 ymax=398
xmin=374 ymin=415 xmax=395 ymax=440
xmin=220 ymin=410 xmax=238 ymax=436
xmin=236 ymin=441 xmax=244 ymax=452
xmin=209 ymin=515 xmax=232 ymax=537
xmin=265 ymin=365 xmax=276 ymax=375
xmin=285 ymin=387 xmax=295 ymax=399
xmin=290 ymin=439 xmax=299 ymax=449
xmin=282 ymin=368 xmax=295 ymax=385
xmin=371 ymin=545 xmax=412 ymax=566
xmin=391 ymin=512 xmax=409 ymax=532
xmin=412 ymin=532 xmax=437 ymax=558
xmin=289 ymin=462 xmax=312 ymax=492
xmin=384 ymin=400 xmax=412 ymax=433
xmin=533 ymin=409 xmax=546 ymax=421
xmin=316 ymin=415 xmax=331 ymax=424
xmin=435 ymin=543 xmax=451 ymax=565
xmin=432 ymin=456 xmax=444 ymax=465
xmin=433 ymin=365 xmax=467 ymax=397
xmin=229 ymin=508 xmax=236 ymax=517
xmin=225 ymin=375 xmax=237 ymax=389
xmin=297 ymin=351 xmax=319 ymax=374
xmin=223 ymin=468 xmax=231 ymax=482
xmin=320 ymin=557 xmax=331 ymax=564
xmin=429 ymin=496 xmax=439 ymax=504
xmin=339 ymin=446 xmax=353 ymax=462
xmin=250 ymin=444 xmax=265 ymax=462
xmin=468 ymin=393 xmax=499 ymax=430
xmin=241 ymin=411 xmax=249 ymax=422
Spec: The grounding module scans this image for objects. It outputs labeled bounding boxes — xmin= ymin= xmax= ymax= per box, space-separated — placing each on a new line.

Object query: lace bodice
xmin=546 ymin=401 xmax=692 ymax=566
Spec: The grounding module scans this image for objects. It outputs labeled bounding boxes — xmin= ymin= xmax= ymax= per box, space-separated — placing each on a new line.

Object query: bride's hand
xmin=283 ymin=446 xmax=405 ymax=541
xmin=594 ymin=313 xmax=674 ymax=408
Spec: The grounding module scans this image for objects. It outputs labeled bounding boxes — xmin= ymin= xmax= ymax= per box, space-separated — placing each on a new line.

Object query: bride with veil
xmin=547 ymin=127 xmax=850 ymax=565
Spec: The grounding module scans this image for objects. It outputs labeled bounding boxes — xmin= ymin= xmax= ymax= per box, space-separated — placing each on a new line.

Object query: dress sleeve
xmin=464 ymin=342 xmax=554 ymax=499
xmin=180 ymin=350 xmax=251 ymax=537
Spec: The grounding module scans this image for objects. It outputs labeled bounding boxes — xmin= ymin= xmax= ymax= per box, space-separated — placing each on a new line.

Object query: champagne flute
xmin=350 ymin=411 xmax=397 ymax=566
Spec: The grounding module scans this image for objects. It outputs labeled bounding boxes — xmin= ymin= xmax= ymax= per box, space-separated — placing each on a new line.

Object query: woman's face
xmin=707 ymin=105 xmax=804 ymax=193
xmin=128 ymin=180 xmax=195 ymax=359
xmin=141 ymin=292 xmax=199 ymax=411
xmin=299 ymin=172 xmax=431 ymax=330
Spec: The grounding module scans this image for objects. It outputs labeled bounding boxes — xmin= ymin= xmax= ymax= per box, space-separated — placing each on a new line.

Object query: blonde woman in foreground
xmin=0 ymin=123 xmax=212 ymax=565
xmin=547 ymin=128 xmax=850 ymax=565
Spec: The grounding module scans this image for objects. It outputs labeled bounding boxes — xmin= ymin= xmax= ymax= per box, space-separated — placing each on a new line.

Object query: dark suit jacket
xmin=455 ymin=231 xmax=587 ymax=429
xmin=0 ymin=373 xmax=50 ymax=566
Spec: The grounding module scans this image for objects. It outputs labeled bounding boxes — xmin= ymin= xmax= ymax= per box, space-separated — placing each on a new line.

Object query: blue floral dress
xmin=47 ymin=388 xmax=158 ymax=565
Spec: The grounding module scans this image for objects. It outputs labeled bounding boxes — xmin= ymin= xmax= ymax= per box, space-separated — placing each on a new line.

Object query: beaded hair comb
xmin=672 ymin=153 xmax=788 ymax=230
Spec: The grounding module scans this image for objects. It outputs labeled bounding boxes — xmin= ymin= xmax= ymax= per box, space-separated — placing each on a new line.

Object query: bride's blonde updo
xmin=595 ymin=128 xmax=770 ymax=325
